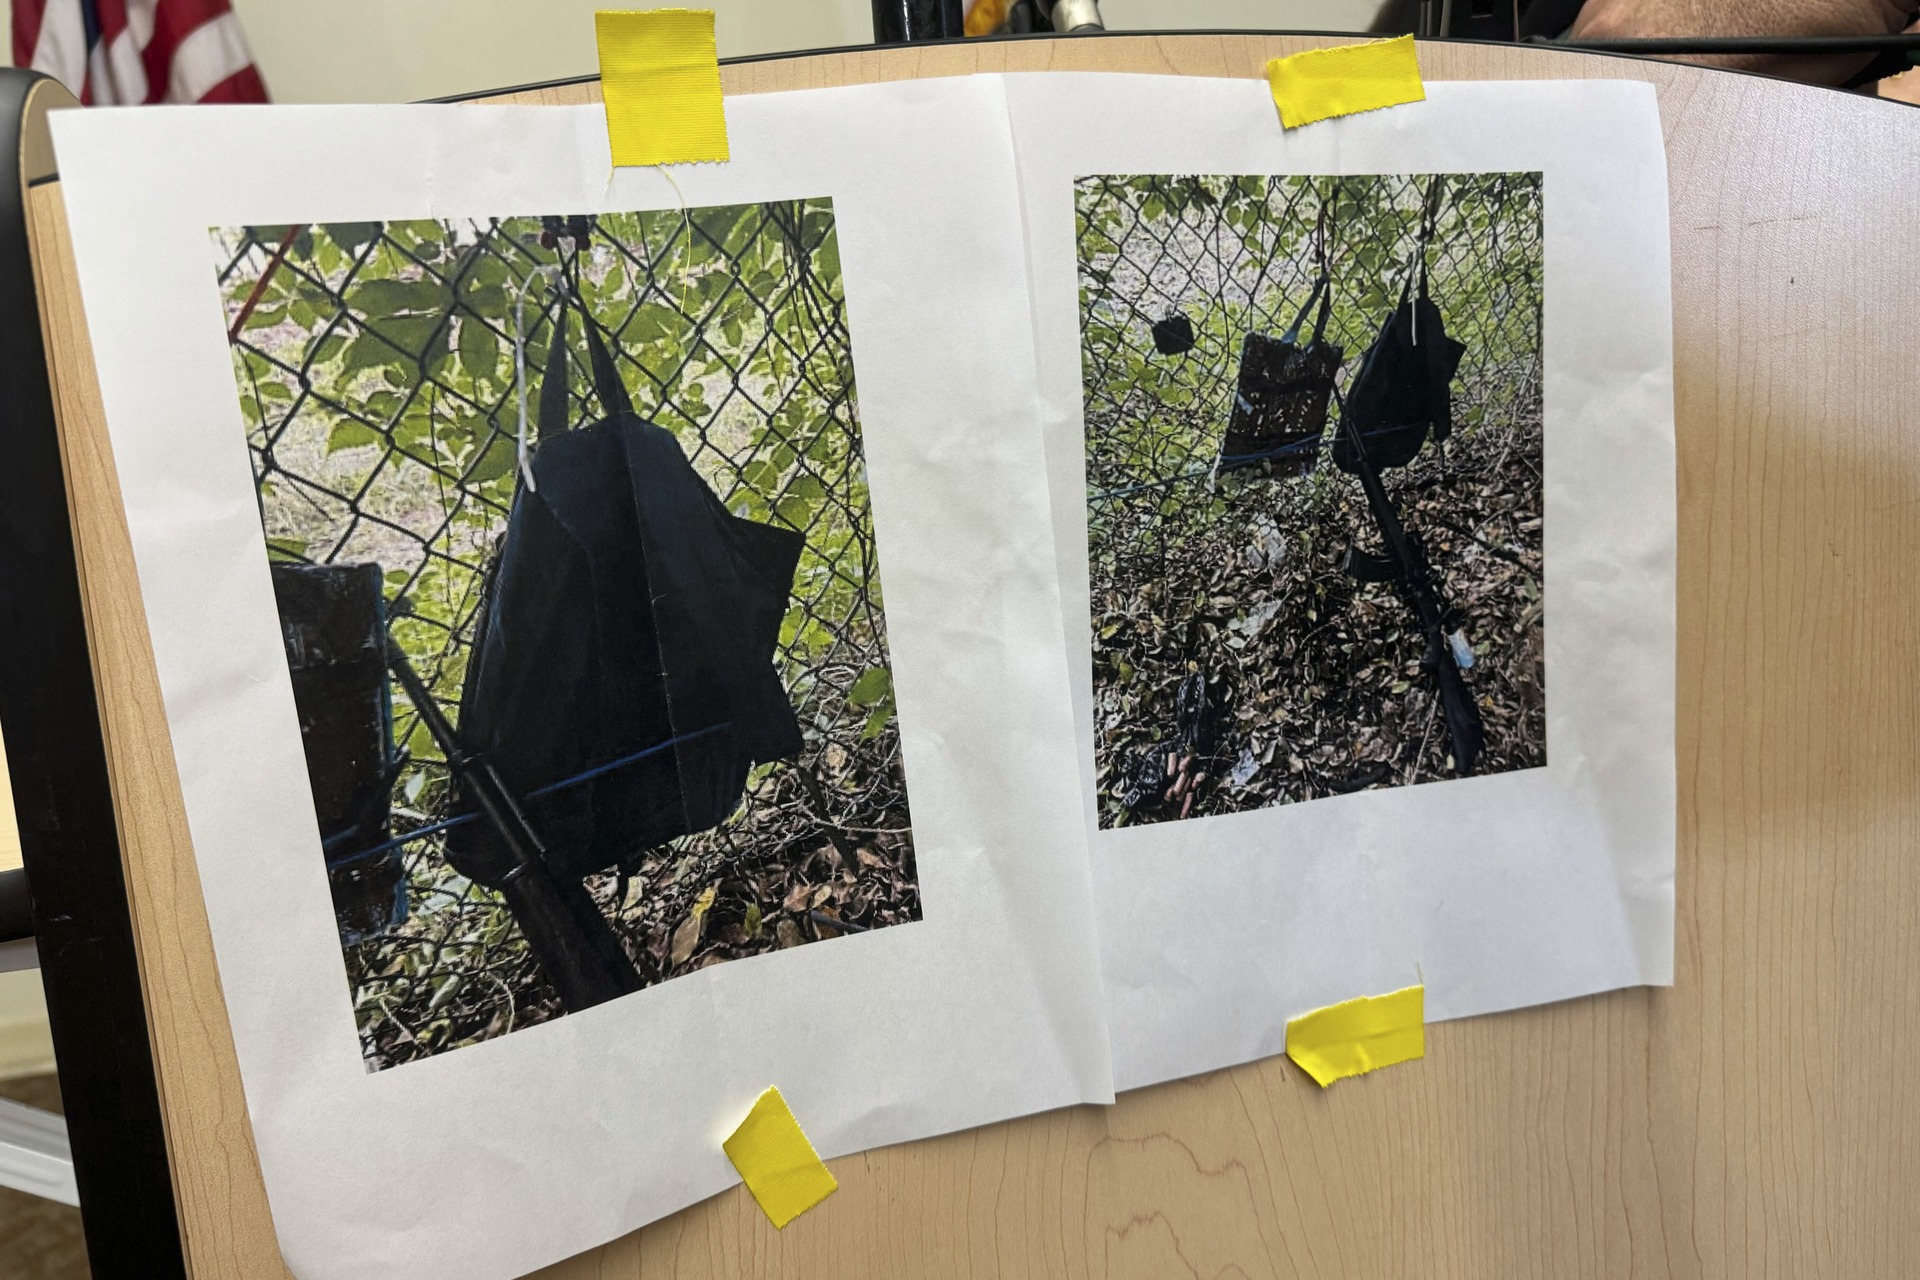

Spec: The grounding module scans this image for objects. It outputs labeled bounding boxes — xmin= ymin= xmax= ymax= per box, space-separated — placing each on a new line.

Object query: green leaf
xmin=326 ymin=221 xmax=382 ymax=256
xmin=349 ymin=277 xmax=448 ymax=318
xmin=775 ymin=494 xmax=813 ymax=528
xmin=343 ymin=330 xmax=411 ymax=377
xmin=466 ymin=436 xmax=517 ymax=484
xmin=309 ymin=331 xmax=347 ymax=367
xmin=371 ymin=315 xmax=444 ymax=360
xmin=812 ymin=230 xmax=842 ymax=290
xmin=457 ymin=317 xmax=497 ymax=379
xmin=861 ymin=702 xmax=894 ymax=741
xmin=462 ymin=282 xmax=508 ymax=316
xmin=328 ymin=420 xmax=380 ymax=453
xmin=847 ymin=667 xmax=892 ymax=709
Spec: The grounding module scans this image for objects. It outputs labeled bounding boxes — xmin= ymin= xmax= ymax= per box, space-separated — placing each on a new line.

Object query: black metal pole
xmin=0 ymin=67 xmax=189 ymax=1278
xmin=871 ymin=0 xmax=964 ymax=43
xmin=386 ymin=644 xmax=642 ymax=1011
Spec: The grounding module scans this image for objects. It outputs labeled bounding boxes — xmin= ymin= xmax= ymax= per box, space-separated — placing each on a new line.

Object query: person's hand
xmin=1570 ymin=0 xmax=1919 ymax=84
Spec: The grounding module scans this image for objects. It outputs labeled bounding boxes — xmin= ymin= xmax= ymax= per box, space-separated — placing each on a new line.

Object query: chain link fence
xmin=215 ymin=201 xmax=918 ymax=1068
xmin=1077 ymin=173 xmax=1546 ymax=824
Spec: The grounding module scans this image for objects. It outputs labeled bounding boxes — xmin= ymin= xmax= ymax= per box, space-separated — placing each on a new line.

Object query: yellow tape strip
xmin=594 ymin=9 xmax=729 ymax=167
xmin=1285 ymin=984 xmax=1425 ymax=1087
xmin=722 ymin=1087 xmax=839 ymax=1228
xmin=1265 ymin=35 xmax=1426 ymax=130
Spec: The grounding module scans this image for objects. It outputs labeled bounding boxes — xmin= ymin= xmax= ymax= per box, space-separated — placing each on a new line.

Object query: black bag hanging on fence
xmin=1150 ymin=313 xmax=1196 ymax=357
xmin=1218 ymin=199 xmax=1343 ymax=479
xmin=445 ymin=286 xmax=806 ymax=887
xmin=1333 ymin=186 xmax=1467 ymax=475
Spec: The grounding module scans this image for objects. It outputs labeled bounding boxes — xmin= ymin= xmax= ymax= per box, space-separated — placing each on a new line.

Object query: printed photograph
xmin=1078 ymin=172 xmax=1545 ymax=829
xmin=214 ymin=202 xmax=917 ymax=1068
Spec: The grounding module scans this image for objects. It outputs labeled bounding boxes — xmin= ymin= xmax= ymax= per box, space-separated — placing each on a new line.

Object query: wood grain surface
xmin=24 ymin=34 xmax=1920 ymax=1280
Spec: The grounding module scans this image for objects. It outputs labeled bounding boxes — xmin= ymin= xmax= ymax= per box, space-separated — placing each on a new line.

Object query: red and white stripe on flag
xmin=13 ymin=0 xmax=269 ymax=104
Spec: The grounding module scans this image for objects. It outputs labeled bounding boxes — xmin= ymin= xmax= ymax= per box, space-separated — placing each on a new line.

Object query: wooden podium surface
xmin=20 ymin=33 xmax=1920 ymax=1280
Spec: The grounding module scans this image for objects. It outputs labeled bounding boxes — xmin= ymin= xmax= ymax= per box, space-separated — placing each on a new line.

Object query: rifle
xmin=385 ymin=640 xmax=643 ymax=1012
xmin=1331 ymin=175 xmax=1484 ymax=776
xmin=1336 ymin=403 xmax=1485 ymax=775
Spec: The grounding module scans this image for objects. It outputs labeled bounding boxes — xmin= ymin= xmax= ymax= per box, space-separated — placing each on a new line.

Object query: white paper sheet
xmin=1004 ymin=74 xmax=1676 ymax=1091
xmin=51 ymin=79 xmax=1113 ymax=1280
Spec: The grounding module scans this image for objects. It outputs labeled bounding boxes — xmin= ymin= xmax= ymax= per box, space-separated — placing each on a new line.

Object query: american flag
xmin=13 ymin=0 xmax=268 ymax=105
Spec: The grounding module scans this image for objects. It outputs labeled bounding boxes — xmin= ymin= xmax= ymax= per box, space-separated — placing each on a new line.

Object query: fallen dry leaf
xmin=668 ymin=913 xmax=701 ymax=966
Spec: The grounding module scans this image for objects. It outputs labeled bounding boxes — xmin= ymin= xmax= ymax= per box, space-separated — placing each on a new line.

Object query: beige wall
xmin=229 ymin=0 xmax=1380 ymax=103
xmin=0 ymin=968 xmax=52 ymax=1081
xmin=1102 ymin=0 xmax=1383 ymax=33
xmin=230 ymin=0 xmax=875 ymax=103
xmin=0 ymin=708 xmax=46 ymax=1080
xmin=5 ymin=1 xmax=1379 ymax=100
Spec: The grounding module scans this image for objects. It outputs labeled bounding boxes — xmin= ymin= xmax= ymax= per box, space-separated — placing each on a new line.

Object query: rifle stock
xmin=385 ymin=641 xmax=643 ymax=1011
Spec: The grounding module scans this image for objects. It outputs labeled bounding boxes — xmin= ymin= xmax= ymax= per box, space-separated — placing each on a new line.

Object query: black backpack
xmin=1331 ymin=288 xmax=1465 ymax=475
xmin=444 ymin=294 xmax=804 ymax=887
xmin=1333 ymin=189 xmax=1466 ymax=475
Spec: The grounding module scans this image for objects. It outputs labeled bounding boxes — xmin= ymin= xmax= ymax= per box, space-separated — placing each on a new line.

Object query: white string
xmin=653 ymin=164 xmax=696 ymax=317
xmin=512 ymin=264 xmax=562 ymax=493
xmin=608 ymin=163 xmax=697 ymax=318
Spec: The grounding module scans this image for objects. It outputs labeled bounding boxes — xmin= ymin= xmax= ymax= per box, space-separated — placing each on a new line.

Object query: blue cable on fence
xmin=326 ymin=721 xmax=732 ymax=868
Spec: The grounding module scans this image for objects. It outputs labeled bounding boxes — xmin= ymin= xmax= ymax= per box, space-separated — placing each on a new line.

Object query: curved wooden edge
xmin=22 ymin=31 xmax=1920 ymax=1280
xmin=484 ymin=32 xmax=1668 ymax=106
xmin=26 ymin=175 xmax=280 ymax=1279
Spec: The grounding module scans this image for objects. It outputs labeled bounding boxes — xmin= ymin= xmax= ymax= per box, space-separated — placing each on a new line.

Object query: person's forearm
xmin=1569 ymin=0 xmax=1918 ymax=83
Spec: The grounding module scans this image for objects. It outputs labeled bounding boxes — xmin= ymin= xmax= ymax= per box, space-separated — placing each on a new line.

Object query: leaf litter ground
xmin=1091 ymin=405 xmax=1545 ymax=828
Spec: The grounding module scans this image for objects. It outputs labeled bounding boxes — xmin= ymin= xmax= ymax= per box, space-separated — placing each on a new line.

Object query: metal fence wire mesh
xmin=215 ymin=202 xmax=918 ymax=1068
xmin=1077 ymin=173 xmax=1546 ymax=825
